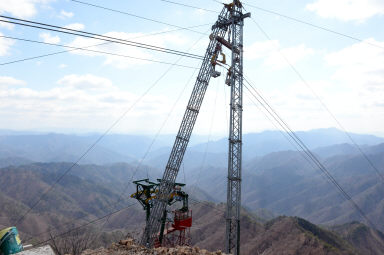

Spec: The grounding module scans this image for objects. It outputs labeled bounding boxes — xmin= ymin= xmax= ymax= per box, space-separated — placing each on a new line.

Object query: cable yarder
xmin=141 ymin=3 xmax=232 ymax=249
xmin=140 ymin=2 xmax=250 ymax=255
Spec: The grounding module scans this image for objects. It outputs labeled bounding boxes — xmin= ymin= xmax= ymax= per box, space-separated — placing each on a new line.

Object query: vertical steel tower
xmin=225 ymin=2 xmax=248 ymax=255
xmin=141 ymin=5 xmax=231 ymax=247
xmin=140 ymin=2 xmax=249 ymax=254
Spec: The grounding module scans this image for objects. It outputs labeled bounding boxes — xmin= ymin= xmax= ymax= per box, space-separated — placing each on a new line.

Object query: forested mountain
xmin=2 ymin=128 xmax=384 ymax=253
xmin=189 ymin=142 xmax=384 ymax=231
xmin=1 ymin=128 xmax=383 ymax=166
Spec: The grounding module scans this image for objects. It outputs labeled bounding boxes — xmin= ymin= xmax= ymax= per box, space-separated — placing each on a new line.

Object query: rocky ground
xmin=81 ymin=239 xmax=228 ymax=255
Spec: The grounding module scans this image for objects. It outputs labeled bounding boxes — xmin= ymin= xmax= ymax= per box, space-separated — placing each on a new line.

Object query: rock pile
xmin=81 ymin=239 xmax=228 ymax=255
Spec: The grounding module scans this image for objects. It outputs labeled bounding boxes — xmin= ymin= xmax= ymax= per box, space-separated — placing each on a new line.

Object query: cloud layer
xmin=0 ymin=0 xmax=51 ymax=19
xmin=246 ymin=40 xmax=314 ymax=69
xmin=0 ymin=74 xmax=178 ymax=132
xmin=307 ymin=0 xmax=384 ymax=22
xmin=67 ymin=31 xmax=187 ymax=69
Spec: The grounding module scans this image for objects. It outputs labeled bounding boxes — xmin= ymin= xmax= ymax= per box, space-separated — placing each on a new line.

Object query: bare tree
xmin=49 ymin=227 xmax=94 ymax=255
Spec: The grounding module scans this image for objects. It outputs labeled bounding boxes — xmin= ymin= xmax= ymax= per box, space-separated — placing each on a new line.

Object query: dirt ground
xmin=81 ymin=239 xmax=228 ymax=255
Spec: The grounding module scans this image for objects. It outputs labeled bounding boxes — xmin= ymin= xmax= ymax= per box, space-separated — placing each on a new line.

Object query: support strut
xmin=139 ymin=3 xmax=249 ymax=254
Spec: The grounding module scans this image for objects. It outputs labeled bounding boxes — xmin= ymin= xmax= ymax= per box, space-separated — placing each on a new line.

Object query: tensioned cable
xmin=243 ymin=78 xmax=375 ymax=228
xmin=171 ymin=0 xmax=384 ymax=51
xmin=31 ymin=203 xmax=136 ymax=247
xmin=0 ymin=23 xmax=209 ymax=66
xmin=215 ymin=65 xmax=306 ymax=162
xmin=190 ymin=198 xmax=226 ymax=215
xmin=0 ymin=15 xmax=204 ymax=59
xmin=0 ymin=35 xmax=197 ymax=69
xmin=0 ymin=20 xmax=202 ymax=60
xmin=243 ymin=92 xmax=321 ymax=173
xmin=83 ymin=29 xmax=209 ymax=235
xmin=22 ymin=196 xmax=134 ymax=242
xmin=244 ymin=82 xmax=373 ymax=226
xmin=0 ymin=16 xmax=204 ymax=60
xmin=158 ymin=0 xmax=218 ymax=13
xmin=242 ymin=2 xmax=384 ymax=51
xmin=249 ymin=17 xmax=384 ymax=184
xmin=71 ymin=0 xmax=211 ymax=34
xmin=147 ymin=0 xmax=379 ymax=226
xmin=190 ymin=75 xmax=221 ymax=195
xmin=182 ymin=162 xmax=187 ymax=183
xmin=77 ymin=30 xmax=209 ymax=246
xmin=13 ymin=44 xmax=194 ymax=225
xmin=95 ymin=62 xmax=200 ymax=233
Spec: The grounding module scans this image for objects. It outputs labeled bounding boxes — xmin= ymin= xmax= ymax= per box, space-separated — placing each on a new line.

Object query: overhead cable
xmin=243 ymin=2 xmax=384 ymax=51
xmin=250 ymin=17 xmax=384 ymax=184
xmin=156 ymin=0 xmax=383 ymax=50
xmin=13 ymin=23 xmax=208 ymax=229
xmin=0 ymin=35 xmax=198 ymax=69
xmin=22 ymin=62 xmax=195 ymax=240
xmin=13 ymin=51 xmax=183 ymax=225
xmin=158 ymin=0 xmax=218 ymax=13
xmin=32 ymin=203 xmax=136 ymax=247
xmin=71 ymin=0 xmax=211 ymax=34
xmin=22 ymin=197 xmax=133 ymax=242
xmin=0 ymin=35 xmax=196 ymax=69
xmin=0 ymin=15 xmax=204 ymax=60
xmin=91 ymin=29 xmax=210 ymax=234
xmin=243 ymin=78 xmax=375 ymax=228
xmin=0 ymin=23 xmax=209 ymax=66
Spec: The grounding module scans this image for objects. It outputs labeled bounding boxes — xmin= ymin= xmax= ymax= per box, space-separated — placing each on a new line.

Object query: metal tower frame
xmin=225 ymin=2 xmax=248 ymax=255
xmin=140 ymin=2 xmax=249 ymax=254
xmin=141 ymin=5 xmax=231 ymax=247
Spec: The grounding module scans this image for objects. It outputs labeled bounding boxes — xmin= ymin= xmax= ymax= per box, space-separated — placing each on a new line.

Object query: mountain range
xmin=2 ymin=128 xmax=384 ymax=253
xmin=1 ymin=128 xmax=383 ymax=166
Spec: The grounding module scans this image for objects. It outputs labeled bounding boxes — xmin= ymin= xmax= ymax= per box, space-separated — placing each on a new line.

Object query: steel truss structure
xmin=141 ymin=2 xmax=249 ymax=254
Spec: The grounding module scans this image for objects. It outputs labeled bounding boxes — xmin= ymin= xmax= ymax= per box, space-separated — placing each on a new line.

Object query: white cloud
xmin=0 ymin=33 xmax=14 ymax=56
xmin=64 ymin=23 xmax=85 ymax=31
xmin=244 ymin=39 xmax=384 ymax=133
xmin=0 ymin=76 xmax=26 ymax=87
xmin=325 ymin=38 xmax=384 ymax=86
xmin=60 ymin=10 xmax=74 ymax=19
xmin=262 ymin=38 xmax=384 ymax=133
xmin=0 ymin=0 xmax=52 ymax=19
xmin=246 ymin=40 xmax=280 ymax=60
xmin=66 ymin=30 xmax=187 ymax=69
xmin=39 ymin=33 xmax=60 ymax=44
xmin=57 ymin=74 xmax=114 ymax=92
xmin=0 ymin=22 xmax=14 ymax=30
xmin=325 ymin=39 xmax=384 ymax=107
xmin=266 ymin=44 xmax=314 ymax=69
xmin=59 ymin=64 xmax=67 ymax=68
xmin=246 ymin=40 xmax=314 ymax=69
xmin=0 ymin=74 xmax=174 ymax=133
xmin=307 ymin=0 xmax=384 ymax=22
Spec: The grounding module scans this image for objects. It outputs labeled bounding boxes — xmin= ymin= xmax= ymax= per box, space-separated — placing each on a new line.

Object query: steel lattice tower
xmin=141 ymin=5 xmax=232 ymax=247
xmin=225 ymin=2 xmax=248 ymax=255
xmin=140 ymin=2 xmax=249 ymax=254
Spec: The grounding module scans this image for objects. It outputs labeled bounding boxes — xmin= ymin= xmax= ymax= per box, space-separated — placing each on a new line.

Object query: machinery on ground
xmin=131 ymin=179 xmax=192 ymax=247
xmin=133 ymin=1 xmax=249 ymax=254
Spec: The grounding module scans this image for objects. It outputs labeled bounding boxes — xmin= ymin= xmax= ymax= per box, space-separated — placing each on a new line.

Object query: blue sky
xmin=0 ymin=0 xmax=383 ymax=136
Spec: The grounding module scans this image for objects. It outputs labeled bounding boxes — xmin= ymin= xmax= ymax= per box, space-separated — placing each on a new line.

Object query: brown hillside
xmin=332 ymin=222 xmax=384 ymax=255
xmin=190 ymin=203 xmax=357 ymax=255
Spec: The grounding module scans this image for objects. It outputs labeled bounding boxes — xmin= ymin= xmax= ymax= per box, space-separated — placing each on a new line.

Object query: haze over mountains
xmin=2 ymin=127 xmax=384 ymax=254
xmin=1 ymin=127 xmax=383 ymax=165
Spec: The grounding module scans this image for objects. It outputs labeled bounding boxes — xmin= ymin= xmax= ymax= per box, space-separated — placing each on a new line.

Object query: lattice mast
xmin=141 ymin=1 xmax=249 ymax=252
xmin=225 ymin=1 xmax=249 ymax=255
xmin=141 ymin=5 xmax=231 ymax=247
